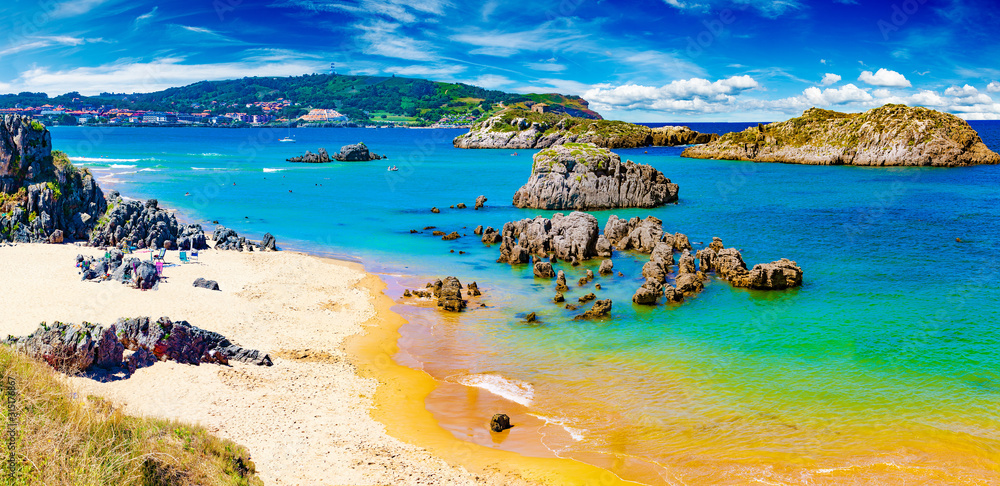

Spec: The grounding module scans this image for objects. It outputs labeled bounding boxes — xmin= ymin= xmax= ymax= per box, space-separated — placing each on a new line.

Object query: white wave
xmin=138 ymin=168 xmax=159 ymax=172
xmin=113 ymin=170 xmax=137 ymax=175
xmin=454 ymin=373 xmax=533 ymax=407
xmin=69 ymin=156 xmax=141 ymax=163
xmin=110 ymin=164 xmax=136 ymax=168
xmin=529 ymin=414 xmax=586 ymax=441
xmin=263 ymin=168 xmax=286 ymax=173
xmin=189 ymin=152 xmax=223 ymax=156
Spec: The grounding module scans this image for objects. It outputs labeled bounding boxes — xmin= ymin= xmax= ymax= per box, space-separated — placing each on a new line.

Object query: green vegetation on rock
xmin=682 ymin=104 xmax=1000 ymax=167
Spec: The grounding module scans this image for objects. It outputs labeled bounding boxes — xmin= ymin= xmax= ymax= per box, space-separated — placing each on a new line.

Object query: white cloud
xmin=873 ymin=88 xmax=892 ymax=98
xmin=525 ymin=62 xmax=566 ymax=72
xmin=133 ymin=6 xmax=158 ymax=29
xmin=3 ymin=56 xmax=324 ymax=96
xmin=466 ymin=74 xmax=513 ymax=89
xmin=988 ymin=81 xmax=1000 ymax=92
xmin=49 ymin=0 xmax=112 ymax=19
xmin=0 ymin=36 xmax=106 ymax=57
xmin=582 ymin=75 xmax=759 ymax=111
xmin=661 ymin=0 xmax=802 ymax=18
xmin=858 ymin=68 xmax=911 ymax=87
xmin=383 ymin=64 xmax=465 ymax=77
xmin=944 ymin=84 xmax=979 ymax=96
xmin=802 ymin=83 xmax=872 ymax=105
xmin=357 ymin=21 xmax=437 ymax=61
xmin=820 ymin=59 xmax=827 ymax=64
xmin=821 ymin=73 xmax=841 ymax=86
xmin=450 ymin=23 xmax=587 ymax=58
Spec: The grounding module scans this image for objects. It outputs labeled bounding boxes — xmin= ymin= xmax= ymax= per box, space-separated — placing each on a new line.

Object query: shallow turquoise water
xmin=51 ymin=123 xmax=1000 ymax=482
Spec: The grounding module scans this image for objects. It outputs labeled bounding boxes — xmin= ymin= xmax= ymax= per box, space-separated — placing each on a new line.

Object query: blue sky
xmin=1 ymin=0 xmax=999 ymax=121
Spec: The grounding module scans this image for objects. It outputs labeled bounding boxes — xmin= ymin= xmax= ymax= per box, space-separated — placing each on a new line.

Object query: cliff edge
xmin=681 ymin=104 xmax=1000 ymax=167
xmin=453 ymin=109 xmax=717 ymax=149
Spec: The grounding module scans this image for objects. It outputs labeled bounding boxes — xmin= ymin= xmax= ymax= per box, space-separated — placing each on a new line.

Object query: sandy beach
xmin=0 ymin=242 xmax=626 ymax=485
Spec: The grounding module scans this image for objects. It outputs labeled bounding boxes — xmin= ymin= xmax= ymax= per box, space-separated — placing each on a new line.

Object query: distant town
xmin=0 ymin=97 xmax=480 ymax=129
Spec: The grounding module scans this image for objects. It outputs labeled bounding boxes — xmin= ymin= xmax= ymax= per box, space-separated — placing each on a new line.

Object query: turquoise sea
xmin=51 ymin=123 xmax=1000 ymax=484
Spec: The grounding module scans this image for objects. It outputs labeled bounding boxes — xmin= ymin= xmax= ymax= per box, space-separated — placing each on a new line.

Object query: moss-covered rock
xmin=454 ymin=109 xmax=717 ymax=149
xmin=512 ymin=143 xmax=679 ymax=209
xmin=0 ymin=116 xmax=106 ymax=243
xmin=681 ymin=104 xmax=1000 ymax=167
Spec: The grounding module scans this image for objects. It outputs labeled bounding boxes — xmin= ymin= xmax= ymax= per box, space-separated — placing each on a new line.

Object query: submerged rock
xmin=512 ymin=143 xmax=679 ymax=210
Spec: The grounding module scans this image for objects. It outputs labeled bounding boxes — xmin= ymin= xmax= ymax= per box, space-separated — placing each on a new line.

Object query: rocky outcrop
xmin=497 ymin=212 xmax=600 ymax=264
xmin=7 ymin=317 xmax=272 ymax=374
xmin=632 ymin=278 xmax=663 ymax=305
xmin=115 ymin=316 xmax=272 ymax=366
xmin=79 ymin=254 xmax=159 ymax=290
xmin=88 ymin=195 xmax=209 ymax=251
xmin=474 ymin=195 xmax=487 ymax=210
xmin=603 ymin=215 xmax=665 ymax=253
xmin=598 ymin=259 xmax=613 ymax=275
xmin=0 ymin=116 xmax=106 ymax=244
xmin=454 ymin=109 xmax=717 ymax=149
xmin=333 ymin=143 xmax=383 ymax=161
xmin=533 ymin=261 xmax=555 ymax=278
xmin=287 ymin=143 xmax=383 ymax=163
xmin=574 ymin=299 xmax=612 ymax=320
xmin=481 ymin=226 xmax=501 ymax=244
xmin=490 ymin=413 xmax=513 ymax=432
xmin=694 ymin=238 xmax=804 ymax=290
xmin=512 ymin=143 xmax=679 ymax=209
xmin=437 ymin=276 xmax=466 ymax=311
xmin=286 ymin=148 xmax=331 ymax=163
xmin=682 ymin=105 xmax=1000 ymax=167
xmin=211 ymin=226 xmax=276 ymax=251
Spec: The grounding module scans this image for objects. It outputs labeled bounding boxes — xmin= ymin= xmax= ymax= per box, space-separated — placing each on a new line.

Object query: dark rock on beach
xmin=437 ymin=276 xmax=466 ymax=312
xmin=193 ymin=277 xmax=221 ymax=291
xmin=490 ymin=413 xmax=513 ymax=432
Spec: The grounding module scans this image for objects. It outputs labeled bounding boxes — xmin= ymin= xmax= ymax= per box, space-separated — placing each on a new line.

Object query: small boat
xmin=279 ymin=137 xmax=296 ymax=143
xmin=387 ymin=166 xmax=399 ymax=171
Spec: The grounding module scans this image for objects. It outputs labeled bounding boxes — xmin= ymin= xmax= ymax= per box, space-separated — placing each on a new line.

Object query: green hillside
xmin=0 ymin=74 xmax=603 ymax=125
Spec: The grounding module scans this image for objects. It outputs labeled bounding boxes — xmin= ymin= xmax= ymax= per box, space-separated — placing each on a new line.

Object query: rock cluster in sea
xmin=88 ymin=194 xmax=209 ymax=251
xmin=401 ymin=276 xmax=479 ymax=312
xmin=287 ymin=143 xmax=384 ymax=163
xmin=511 ymin=143 xmax=679 ymax=210
xmin=682 ymin=105 xmax=1000 ymax=167
xmin=453 ymin=109 xmax=718 ymax=149
xmin=497 ymin=211 xmax=600 ymax=264
xmin=0 ymin=115 xmax=107 ymax=244
xmin=7 ymin=317 xmax=272 ymax=375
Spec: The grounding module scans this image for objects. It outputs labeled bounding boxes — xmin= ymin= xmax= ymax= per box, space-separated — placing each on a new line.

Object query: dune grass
xmin=0 ymin=346 xmax=262 ymax=486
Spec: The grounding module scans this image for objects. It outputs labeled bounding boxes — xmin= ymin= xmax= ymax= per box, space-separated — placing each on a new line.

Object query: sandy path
xmin=0 ymin=243 xmax=536 ymax=485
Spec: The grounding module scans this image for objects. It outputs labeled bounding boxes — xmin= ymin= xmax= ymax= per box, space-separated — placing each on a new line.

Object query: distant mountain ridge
xmin=0 ymin=74 xmax=603 ymax=124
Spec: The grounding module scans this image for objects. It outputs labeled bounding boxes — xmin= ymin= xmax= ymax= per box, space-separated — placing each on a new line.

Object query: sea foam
xmin=454 ymin=373 xmax=534 ymax=407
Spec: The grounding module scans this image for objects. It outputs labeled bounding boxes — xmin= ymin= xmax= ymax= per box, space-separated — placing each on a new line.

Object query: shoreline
xmin=347 ymin=269 xmax=635 ymax=485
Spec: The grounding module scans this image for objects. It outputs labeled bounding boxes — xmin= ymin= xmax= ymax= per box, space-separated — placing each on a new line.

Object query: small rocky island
xmin=512 ymin=143 xmax=679 ymax=209
xmin=287 ymin=142 xmax=384 ymax=163
xmin=682 ymin=104 xmax=1000 ymax=167
xmin=453 ymin=109 xmax=718 ymax=149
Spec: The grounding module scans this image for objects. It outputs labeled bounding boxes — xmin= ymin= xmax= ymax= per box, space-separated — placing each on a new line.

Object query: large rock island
xmin=288 ymin=143 xmax=384 ymax=163
xmin=454 ymin=109 xmax=717 ymax=149
xmin=681 ymin=105 xmax=1000 ymax=167
xmin=512 ymin=143 xmax=679 ymax=209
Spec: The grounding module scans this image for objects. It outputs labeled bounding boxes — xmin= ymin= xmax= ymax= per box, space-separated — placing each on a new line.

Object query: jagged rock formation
xmin=497 ymin=212 xmax=600 ymax=264
xmin=603 ymin=215 xmax=672 ymax=253
xmin=7 ymin=317 xmax=272 ymax=374
xmin=286 ymin=148 xmax=332 ymax=163
xmin=512 ymin=143 xmax=679 ymax=209
xmin=533 ymin=261 xmax=555 ymax=278
xmin=695 ymin=238 xmax=803 ymax=290
xmin=474 ymin=195 xmax=487 ymax=210
xmin=89 ymin=195 xmax=209 ymax=251
xmin=212 ymin=226 xmax=276 ymax=251
xmin=0 ymin=116 xmax=106 ymax=243
xmin=574 ymin=299 xmax=612 ymax=320
xmin=454 ymin=109 xmax=717 ymax=149
xmin=682 ymin=105 xmax=1000 ymax=167
xmin=287 ymin=143 xmax=383 ymax=163
xmin=598 ymin=259 xmax=614 ymax=275
xmin=633 ymin=278 xmax=663 ymax=305
xmin=79 ymin=253 xmax=160 ymax=290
